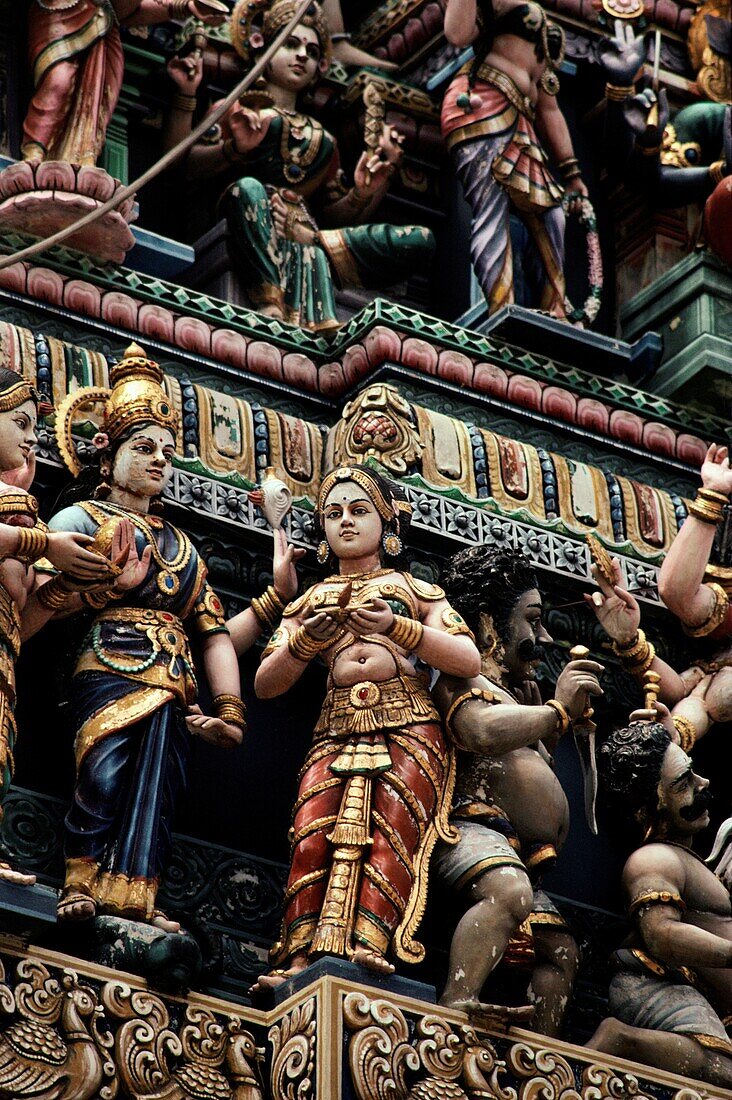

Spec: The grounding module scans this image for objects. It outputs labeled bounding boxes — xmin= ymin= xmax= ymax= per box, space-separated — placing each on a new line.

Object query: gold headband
xmin=0 ymin=379 xmax=38 ymax=413
xmin=317 ymin=466 xmax=405 ymax=522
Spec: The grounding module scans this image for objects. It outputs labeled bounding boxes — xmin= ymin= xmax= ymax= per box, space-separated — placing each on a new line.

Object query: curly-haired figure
xmin=587 ymin=722 xmax=732 ymax=1089
xmin=433 ymin=546 xmax=602 ymax=1034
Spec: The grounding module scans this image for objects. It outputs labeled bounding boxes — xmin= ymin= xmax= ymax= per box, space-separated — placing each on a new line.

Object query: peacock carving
xmin=103 ymin=982 xmax=264 ymax=1100
xmin=0 ymin=959 xmax=117 ymax=1100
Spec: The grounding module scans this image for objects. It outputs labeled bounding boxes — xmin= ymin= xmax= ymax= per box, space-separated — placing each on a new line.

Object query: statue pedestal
xmin=620 ymin=249 xmax=732 ymax=415
xmin=0 ymin=161 xmax=136 ymax=264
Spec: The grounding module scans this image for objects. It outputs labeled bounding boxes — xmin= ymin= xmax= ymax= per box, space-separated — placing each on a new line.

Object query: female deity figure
xmin=0 ymin=368 xmax=112 ymax=886
xmin=253 ymin=464 xmax=481 ymax=985
xmin=170 ymin=0 xmax=435 ymax=331
xmin=440 ymin=0 xmax=588 ymax=316
xmin=23 ymin=0 xmax=225 ymax=165
xmin=26 ymin=343 xmax=245 ymax=930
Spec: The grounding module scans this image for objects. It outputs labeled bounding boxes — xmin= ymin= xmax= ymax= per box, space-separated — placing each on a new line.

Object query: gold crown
xmin=55 ymin=343 xmax=179 ymax=477
xmin=230 ymin=0 xmax=332 ymax=69
xmin=105 ymin=343 xmax=178 ymax=443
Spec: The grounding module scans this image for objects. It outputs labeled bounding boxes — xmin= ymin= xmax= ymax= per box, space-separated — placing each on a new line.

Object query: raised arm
xmin=228 ymin=530 xmax=304 ymax=657
xmin=658 ymin=444 xmax=732 ymax=632
xmin=444 ymin=0 xmax=480 ymax=47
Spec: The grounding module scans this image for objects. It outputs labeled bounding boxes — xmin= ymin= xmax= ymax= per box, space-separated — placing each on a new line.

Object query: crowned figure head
xmin=230 ymin=0 xmax=332 ymax=73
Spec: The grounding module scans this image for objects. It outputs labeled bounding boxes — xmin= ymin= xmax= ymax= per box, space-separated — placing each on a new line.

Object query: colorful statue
xmin=30 ymin=343 xmax=244 ymax=930
xmin=0 ymin=369 xmax=111 ymax=887
xmin=587 ymin=443 xmax=732 ymax=753
xmin=252 ymin=464 xmax=480 ymax=986
xmin=433 ymin=546 xmax=603 ymax=1034
xmin=172 ymin=0 xmax=435 ymax=331
xmin=22 ymin=0 xmax=225 ymax=165
xmin=587 ymin=721 xmax=732 ymax=1090
xmin=599 ymin=26 xmax=730 ymax=210
xmin=440 ymin=0 xmax=588 ymax=316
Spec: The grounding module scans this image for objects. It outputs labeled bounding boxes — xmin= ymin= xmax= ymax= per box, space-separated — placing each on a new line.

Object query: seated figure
xmin=169 ymin=0 xmax=435 ymax=331
xmin=588 ymin=721 xmax=732 ymax=1090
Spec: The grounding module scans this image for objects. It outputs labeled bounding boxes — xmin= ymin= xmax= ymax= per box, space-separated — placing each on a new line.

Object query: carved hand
xmin=272 ymin=527 xmax=306 ymax=602
xmin=111 ymin=518 xmax=152 ymax=592
xmin=229 ymin=104 xmax=268 ymax=154
xmin=45 ymin=531 xmax=111 ymax=579
xmin=584 ymin=557 xmax=640 ymax=644
xmin=701 ymin=443 xmax=732 ymax=497
xmin=167 ymin=51 xmax=204 ymax=94
xmin=346 ymin=597 xmax=394 ymax=637
xmin=598 ymin=21 xmax=646 ymax=85
xmin=185 ymin=704 xmax=243 ymax=746
xmin=554 ymin=658 xmax=604 ymax=721
xmin=623 ymin=88 xmax=669 ymax=147
xmin=302 ymin=610 xmax=341 ymax=642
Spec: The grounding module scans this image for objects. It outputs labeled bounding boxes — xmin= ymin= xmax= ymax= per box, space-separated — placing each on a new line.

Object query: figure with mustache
xmin=587 ymin=720 xmax=732 ymax=1090
xmin=433 ymin=546 xmax=603 ymax=1034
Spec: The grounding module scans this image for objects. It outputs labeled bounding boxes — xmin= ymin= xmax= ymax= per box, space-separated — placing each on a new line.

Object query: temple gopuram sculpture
xmin=0 ymin=0 xmax=730 ymax=1094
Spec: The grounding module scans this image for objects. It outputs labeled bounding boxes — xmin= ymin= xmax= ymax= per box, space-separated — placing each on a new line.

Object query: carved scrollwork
xmin=582 ymin=1063 xmax=653 ymax=1099
xmin=508 ymin=1043 xmax=583 ymax=1099
xmin=344 ymin=992 xmax=420 ymax=1100
xmin=269 ymin=996 xmax=316 ymax=1100
xmin=103 ymin=982 xmax=263 ymax=1099
xmin=0 ymin=960 xmax=117 ymax=1100
xmin=332 ymin=384 xmax=423 ymax=475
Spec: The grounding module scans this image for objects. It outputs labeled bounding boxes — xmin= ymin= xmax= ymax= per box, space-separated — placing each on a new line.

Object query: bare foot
xmin=250 ymin=954 xmax=308 ymax=994
xmin=352 ymin=946 xmax=395 ymax=976
xmin=57 ymin=891 xmax=96 ymax=921
xmin=151 ymin=909 xmax=181 ymax=934
xmin=445 ymin=998 xmax=535 ymax=1032
xmin=0 ymin=860 xmax=36 ymax=887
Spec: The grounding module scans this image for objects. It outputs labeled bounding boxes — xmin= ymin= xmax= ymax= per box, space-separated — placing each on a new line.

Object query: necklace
xmin=92 ymin=500 xmax=191 ymax=596
xmin=538 ymin=14 xmax=564 ymax=96
xmin=277 ymin=108 xmax=324 ymax=185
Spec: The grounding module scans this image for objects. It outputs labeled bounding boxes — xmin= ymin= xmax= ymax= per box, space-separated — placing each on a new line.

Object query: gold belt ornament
xmin=316 ymin=676 xmax=439 ymax=737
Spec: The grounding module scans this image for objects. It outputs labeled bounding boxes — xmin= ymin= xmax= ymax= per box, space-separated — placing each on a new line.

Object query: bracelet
xmin=557 ymin=156 xmax=581 ymax=181
xmin=684 ymin=582 xmax=730 ymax=638
xmin=687 ymin=486 xmax=729 ymax=525
xmin=639 ymin=144 xmax=661 ymax=156
xmin=672 ymin=714 xmax=697 ymax=754
xmin=14 ymin=526 xmax=50 ymax=565
xmin=331 ymin=31 xmax=352 ymax=42
xmin=250 ymin=585 xmax=285 ymax=632
xmin=387 ymin=615 xmax=424 ymax=651
xmin=545 ymin=698 xmax=570 ymax=736
xmin=709 ymin=160 xmax=725 ymax=186
xmin=172 ymin=92 xmax=197 ymax=113
xmin=605 ymin=82 xmax=635 ymax=101
xmin=288 ymin=625 xmax=327 ymax=662
xmin=612 ymin=629 xmax=656 ymax=675
xmin=36 ymin=575 xmax=75 ymax=611
xmin=213 ymin=693 xmax=247 ymax=729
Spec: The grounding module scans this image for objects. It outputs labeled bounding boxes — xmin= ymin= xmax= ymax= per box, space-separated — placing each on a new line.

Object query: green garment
xmin=222 ymin=110 xmax=435 ymax=330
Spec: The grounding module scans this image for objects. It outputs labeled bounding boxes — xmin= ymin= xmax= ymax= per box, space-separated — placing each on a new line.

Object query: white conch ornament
xmin=248 ymin=466 xmax=293 ymax=529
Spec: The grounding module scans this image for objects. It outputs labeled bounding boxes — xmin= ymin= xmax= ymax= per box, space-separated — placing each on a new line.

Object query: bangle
xmin=331 ymin=31 xmax=352 ymax=42
xmin=387 ymin=615 xmax=424 ymax=651
xmin=14 ymin=526 xmax=50 ymax=565
xmin=558 ymin=156 xmax=581 ymax=181
xmin=288 ymin=625 xmax=327 ymax=662
xmin=36 ymin=575 xmax=75 ymax=611
xmin=684 ymin=582 xmax=730 ymax=638
xmin=709 ymin=160 xmax=725 ymax=186
xmin=545 ymin=699 xmax=570 ymax=736
xmin=213 ymin=693 xmax=247 ymax=729
xmin=688 ymin=487 xmax=727 ymax=525
xmin=605 ymin=82 xmax=634 ymax=101
xmin=165 ymin=0 xmax=190 ymax=15
xmin=672 ymin=714 xmax=697 ymax=754
xmin=612 ymin=628 xmax=656 ymax=675
xmin=172 ymin=92 xmax=197 ymax=113
xmin=251 ymin=585 xmax=285 ymax=632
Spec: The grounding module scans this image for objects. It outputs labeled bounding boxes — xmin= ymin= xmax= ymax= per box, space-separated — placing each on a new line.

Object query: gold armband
xmin=688 ymin=487 xmax=728 ymax=526
xmin=672 ymin=714 xmax=697 ymax=754
xmin=709 ymin=160 xmax=725 ymax=187
xmin=444 ymin=686 xmax=499 ymax=734
xmin=612 ymin=628 xmax=656 ymax=676
xmin=684 ymin=582 xmax=729 ymax=638
xmin=629 ymin=889 xmax=686 ymax=920
xmin=251 ymin=585 xmax=285 ymax=633
xmin=545 ymin=698 xmax=570 ymax=736
xmin=387 ymin=615 xmax=424 ymax=651
xmin=14 ymin=526 xmax=49 ymax=565
xmin=213 ymin=693 xmax=247 ymax=730
xmin=36 ymin=575 xmax=75 ymax=611
xmin=605 ymin=82 xmax=635 ymax=101
xmin=288 ymin=625 xmax=328 ymax=662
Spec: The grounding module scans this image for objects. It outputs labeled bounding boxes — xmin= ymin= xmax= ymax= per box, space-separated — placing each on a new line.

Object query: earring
xmin=382 ymin=529 xmax=402 ymax=557
xmin=95 ymin=459 xmax=112 ymax=500
xmin=316 ymin=540 xmax=330 ymax=565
